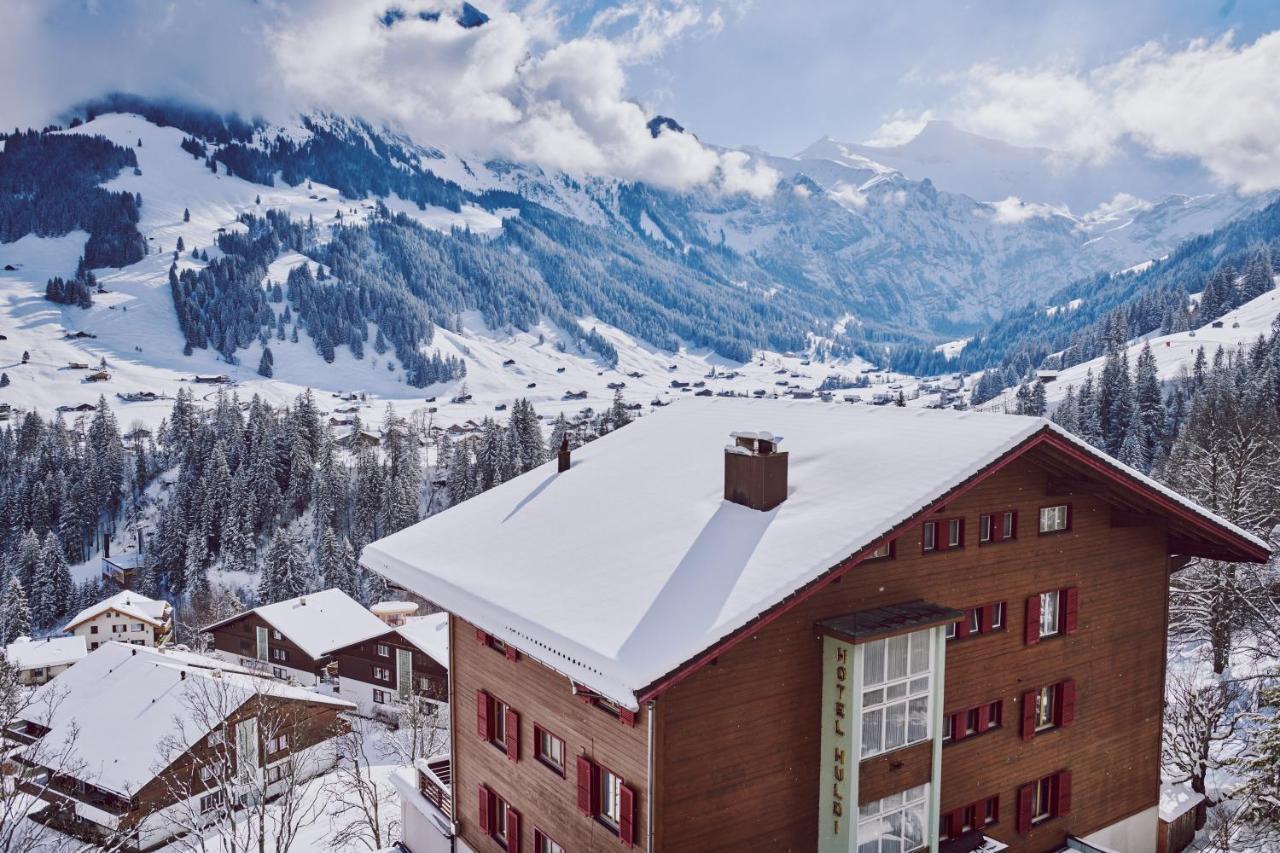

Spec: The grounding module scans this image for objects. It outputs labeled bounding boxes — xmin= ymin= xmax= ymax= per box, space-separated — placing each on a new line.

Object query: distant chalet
xmin=363 ymin=398 xmax=1267 ymax=853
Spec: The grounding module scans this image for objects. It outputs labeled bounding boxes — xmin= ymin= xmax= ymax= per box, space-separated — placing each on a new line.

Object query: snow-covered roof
xmin=62 ymin=590 xmax=170 ymax=632
xmin=206 ymin=589 xmax=388 ymax=660
xmin=361 ymin=398 xmax=1269 ymax=709
xmin=1159 ymin=782 xmax=1204 ymax=822
xmin=396 ymin=613 xmax=450 ymax=669
xmin=3 ymin=635 xmax=87 ymax=671
xmin=19 ymin=642 xmax=352 ymax=797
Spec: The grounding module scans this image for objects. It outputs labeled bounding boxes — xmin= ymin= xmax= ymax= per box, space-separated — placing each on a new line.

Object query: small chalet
xmin=10 ymin=643 xmax=352 ymax=850
xmin=3 ymin=636 xmax=87 ymax=684
xmin=63 ymin=591 xmax=172 ymax=651
xmin=329 ymin=612 xmax=450 ymax=716
xmin=363 ymin=398 xmax=1268 ymax=853
xmin=204 ymin=588 xmax=388 ymax=686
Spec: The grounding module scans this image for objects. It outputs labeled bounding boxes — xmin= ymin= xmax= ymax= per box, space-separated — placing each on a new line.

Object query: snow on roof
xmin=1159 ymin=782 xmax=1204 ymax=821
xmin=62 ymin=590 xmax=170 ymax=632
xmin=396 ymin=613 xmax=450 ymax=669
xmin=20 ymin=642 xmax=352 ymax=797
xmin=362 ymin=398 xmax=1267 ymax=709
xmin=211 ymin=589 xmax=388 ymax=659
xmin=3 ymin=635 xmax=87 ymax=670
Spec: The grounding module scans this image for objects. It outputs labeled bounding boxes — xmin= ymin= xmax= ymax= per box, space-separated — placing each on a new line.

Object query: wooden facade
xmin=207 ymin=612 xmax=323 ymax=678
xmin=446 ymin=445 xmax=1225 ymax=852
xmin=332 ymin=628 xmax=448 ymax=703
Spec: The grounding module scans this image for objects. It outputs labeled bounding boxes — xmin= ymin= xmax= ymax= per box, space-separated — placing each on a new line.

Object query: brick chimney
xmin=724 ymin=431 xmax=788 ymax=511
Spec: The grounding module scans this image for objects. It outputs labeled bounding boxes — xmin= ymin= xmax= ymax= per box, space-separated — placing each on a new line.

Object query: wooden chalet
xmin=362 ymin=399 xmax=1269 ymax=853
xmin=328 ymin=612 xmax=450 ymax=717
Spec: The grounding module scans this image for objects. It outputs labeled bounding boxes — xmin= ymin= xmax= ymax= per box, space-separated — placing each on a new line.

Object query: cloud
xmin=864 ymin=109 xmax=936 ymax=147
xmin=944 ymin=30 xmax=1280 ymax=192
xmin=986 ymin=196 xmax=1065 ymax=225
xmin=0 ymin=0 xmax=775 ymax=195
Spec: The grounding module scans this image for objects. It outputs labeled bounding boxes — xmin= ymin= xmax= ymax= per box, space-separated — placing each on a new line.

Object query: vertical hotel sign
xmin=818 ymin=635 xmax=858 ymax=852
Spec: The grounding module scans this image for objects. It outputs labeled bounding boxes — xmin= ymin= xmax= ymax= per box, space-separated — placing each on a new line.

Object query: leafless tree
xmin=148 ymin=670 xmax=341 ymax=853
xmin=324 ymin=717 xmax=399 ymax=852
xmin=1163 ymin=671 xmax=1243 ymax=801
xmin=0 ymin=659 xmax=125 ymax=852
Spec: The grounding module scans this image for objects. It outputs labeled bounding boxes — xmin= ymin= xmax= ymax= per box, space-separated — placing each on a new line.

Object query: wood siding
xmin=207 ymin=613 xmax=322 ymax=676
xmin=333 ymin=629 xmax=447 ymax=702
xmin=858 ymin=741 xmax=932 ymax=807
xmin=651 ymin=455 xmax=1170 ymax=852
xmin=451 ymin=617 xmax=652 ymax=852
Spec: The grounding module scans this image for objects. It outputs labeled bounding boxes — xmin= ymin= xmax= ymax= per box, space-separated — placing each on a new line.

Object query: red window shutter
xmin=476 ymin=691 xmax=490 ymax=740
xmin=1016 ymin=783 xmax=1034 ymax=834
xmin=576 ymin=756 xmax=593 ymax=815
xmin=475 ymin=627 xmax=488 ymax=645
xmin=1058 ymin=679 xmax=1076 ymax=727
xmin=505 ymin=708 xmax=520 ymax=761
xmin=477 ymin=785 xmax=491 ymax=833
xmin=1025 ymin=595 xmax=1041 ymax=645
xmin=950 ymin=712 xmax=966 ymax=742
xmin=505 ymin=644 xmax=519 ymax=662
xmin=619 ymin=783 xmax=636 ymax=846
xmin=1056 ymin=770 xmax=1073 ymax=816
xmin=976 ymin=703 xmax=989 ymax=732
xmin=1066 ymin=504 xmax=1074 ymax=530
xmin=619 ymin=708 xmax=637 ymax=727
xmin=534 ymin=829 xmax=545 ymax=849
xmin=1063 ymin=587 xmax=1080 ymax=634
xmin=978 ymin=604 xmax=993 ymax=634
xmin=1020 ymin=690 xmax=1037 ymax=741
xmin=508 ymin=807 xmax=522 ymax=853
xmin=957 ymin=518 xmax=965 ymax=547
xmin=955 ymin=613 xmax=971 ymax=640
xmin=1010 ymin=510 xmax=1018 ymax=539
xmin=948 ymin=809 xmax=963 ymax=838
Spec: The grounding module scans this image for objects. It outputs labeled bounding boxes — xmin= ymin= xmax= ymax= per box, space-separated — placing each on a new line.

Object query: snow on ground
xmin=934 ymin=338 xmax=969 ymax=358
xmin=984 ymin=286 xmax=1280 ymax=412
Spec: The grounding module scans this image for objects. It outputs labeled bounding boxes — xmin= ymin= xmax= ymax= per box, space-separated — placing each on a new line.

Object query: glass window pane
xmin=864 ymin=640 xmax=886 ymax=686
xmin=863 ymin=688 xmax=884 ymax=707
xmin=861 ymin=708 xmax=883 ymax=757
xmin=886 ymin=635 xmax=909 ymax=680
xmin=908 ymin=676 xmax=929 ymax=695
xmin=885 ymin=702 xmax=906 ymax=749
xmin=858 ymin=841 xmax=879 ymax=853
xmin=907 ymin=696 xmax=929 ymax=743
xmin=886 ymin=682 xmax=907 ymax=701
xmin=903 ymin=804 xmax=925 ymax=848
xmin=909 ymin=631 xmax=929 ymax=674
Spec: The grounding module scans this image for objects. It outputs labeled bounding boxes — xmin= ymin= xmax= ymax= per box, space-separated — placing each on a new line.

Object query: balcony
xmin=415 ymin=754 xmax=453 ymax=819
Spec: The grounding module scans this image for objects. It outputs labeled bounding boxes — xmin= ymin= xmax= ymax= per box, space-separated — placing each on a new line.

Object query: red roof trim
xmin=636 ymin=426 xmax=1267 ymax=703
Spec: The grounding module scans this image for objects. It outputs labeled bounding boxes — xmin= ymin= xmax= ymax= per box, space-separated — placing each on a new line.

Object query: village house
xmin=3 ymin=636 xmax=87 ymax=685
xmin=9 ymin=643 xmax=352 ymax=850
xmin=63 ymin=590 xmax=172 ymax=651
xmin=361 ymin=399 xmax=1269 ymax=853
xmin=203 ymin=588 xmax=388 ymax=686
xmin=328 ymin=611 xmax=449 ymax=717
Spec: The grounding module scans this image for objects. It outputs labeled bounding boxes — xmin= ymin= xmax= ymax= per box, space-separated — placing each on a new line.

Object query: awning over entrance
xmin=816 ymin=600 xmax=964 ymax=645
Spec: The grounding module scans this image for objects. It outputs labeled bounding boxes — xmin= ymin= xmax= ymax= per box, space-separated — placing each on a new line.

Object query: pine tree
xmin=183 ymin=207 xmax=190 ymax=223
xmin=0 ymin=373 xmax=8 ymax=388
xmin=14 ymin=530 xmax=41 ymax=591
xmin=1 ymin=577 xmax=31 ymax=643
xmin=258 ymin=347 xmax=274 ymax=378
xmin=1240 ymin=249 xmax=1274 ymax=303
xmin=32 ymin=532 xmax=73 ymax=630
xmin=1134 ymin=342 xmax=1166 ymax=464
xmin=608 ymin=389 xmax=631 ymax=431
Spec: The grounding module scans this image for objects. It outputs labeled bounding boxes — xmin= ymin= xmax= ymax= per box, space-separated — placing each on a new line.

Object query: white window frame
xmin=922 ymin=522 xmax=937 ymax=552
xmin=1002 ymin=511 xmax=1016 ymax=539
xmin=857 ymin=784 xmax=929 ymax=852
xmin=536 ymin=831 xmax=565 ymax=853
xmin=1039 ymin=505 xmax=1069 ymax=533
xmin=1039 ymin=590 xmax=1061 ymax=638
xmin=490 ymin=697 xmax=508 ymax=748
xmin=1031 ymin=776 xmax=1054 ymax=823
xmin=1034 ymin=684 xmax=1057 ymax=731
xmin=200 ymin=791 xmax=224 ymax=814
xmin=598 ymin=766 xmax=623 ymax=829
xmin=991 ymin=602 xmax=1005 ymax=629
xmin=979 ymin=514 xmax=993 ymax=543
xmin=376 ymin=643 xmax=390 ymax=658
xmin=859 ymin=630 xmax=933 ymax=758
xmin=536 ymin=726 xmax=565 ymax=774
xmin=947 ymin=518 xmax=962 ymax=547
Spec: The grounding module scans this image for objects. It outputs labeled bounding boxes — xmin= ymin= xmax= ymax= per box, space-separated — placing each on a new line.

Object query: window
xmin=1021 ymin=680 xmax=1075 ymax=739
xmin=376 ymin=643 xmax=390 ymax=658
xmin=598 ymin=766 xmax=623 ymax=830
xmin=1039 ymin=591 xmax=1060 ymax=638
xmin=199 ymin=764 xmax=217 ymax=782
xmin=207 ymin=728 xmax=225 ymax=748
xmin=534 ymin=725 xmax=565 ymax=775
xmin=534 ymin=828 xmax=565 ymax=853
xmin=266 ymin=761 xmax=291 ymax=784
xmin=1039 ymin=504 xmax=1070 ymax=534
xmin=987 ymin=701 xmax=1003 ymax=729
xmin=477 ymin=691 xmax=520 ymax=761
xmin=968 ymin=609 xmax=980 ymax=634
xmin=991 ymin=602 xmax=1005 ymax=629
xmin=373 ymin=689 xmax=387 ymax=705
xmin=1031 ymin=776 xmax=1053 ymax=822
xmin=860 ymin=630 xmax=932 ymax=758
xmin=947 ymin=518 xmax=963 ymax=548
xmin=200 ymin=791 xmax=224 ymax=814
xmin=980 ymin=511 xmax=1017 ymax=543
xmin=89 ymin=625 xmax=98 ymax=635
xmin=923 ymin=518 xmax=963 ymax=553
xmin=477 ymin=628 xmax=520 ymax=661
xmin=869 ymin=540 xmax=895 ymax=560
xmin=373 ymin=666 xmax=391 ymax=682
xmin=964 ymin=708 xmax=979 ymax=736
xmin=271 ymin=629 xmax=282 ymax=640
xmin=132 ymin=622 xmax=144 ymax=632
xmin=271 ymin=667 xmax=286 ymax=679
xmin=922 ymin=522 xmax=937 ymax=552
xmin=479 ymin=786 xmax=519 ymax=848
xmin=266 ymin=734 xmax=288 ymax=754
xmin=941 ymin=715 xmax=955 ymax=743
xmin=857 ymin=784 xmax=928 ymax=852
xmin=1017 ymin=771 xmax=1071 ymax=833
xmin=943 ymin=700 xmax=1003 ymax=745
xmin=271 ymin=648 xmax=288 ymax=662
xmin=944 ymin=621 xmax=956 ymax=640
xmin=952 ymin=602 xmax=1006 ymax=640
xmin=941 ymin=796 xmax=999 ymax=841
xmin=984 ymin=795 xmax=999 ymax=825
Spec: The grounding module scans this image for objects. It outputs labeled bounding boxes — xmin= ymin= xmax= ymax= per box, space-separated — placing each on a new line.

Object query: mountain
xmin=805 ymin=119 xmax=1226 ymax=213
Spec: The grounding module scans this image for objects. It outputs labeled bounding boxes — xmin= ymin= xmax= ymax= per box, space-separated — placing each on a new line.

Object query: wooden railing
xmin=417 ymin=755 xmax=452 ymax=819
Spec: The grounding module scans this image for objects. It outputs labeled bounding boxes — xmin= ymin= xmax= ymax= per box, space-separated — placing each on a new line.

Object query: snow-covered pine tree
xmin=1239 ymin=248 xmax=1274 ymax=303
xmin=1 ymin=577 xmax=32 ymax=643
xmin=32 ymin=532 xmax=73 ymax=630
xmin=1133 ymin=342 xmax=1166 ymax=464
xmin=14 ymin=530 xmax=41 ymax=592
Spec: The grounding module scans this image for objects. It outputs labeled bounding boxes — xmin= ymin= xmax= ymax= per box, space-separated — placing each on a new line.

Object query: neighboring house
xmin=330 ymin=612 xmax=449 ymax=716
xmin=203 ymin=588 xmax=388 ymax=686
xmin=361 ymin=399 xmax=1269 ymax=853
xmin=63 ymin=591 xmax=172 ymax=651
xmin=388 ymin=755 xmax=456 ymax=853
xmin=3 ymin=636 xmax=88 ymax=685
xmin=9 ymin=642 xmax=353 ymax=851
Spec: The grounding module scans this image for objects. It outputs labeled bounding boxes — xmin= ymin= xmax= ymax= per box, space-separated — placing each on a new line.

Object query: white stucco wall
xmin=1080 ymin=805 xmax=1159 ymax=853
